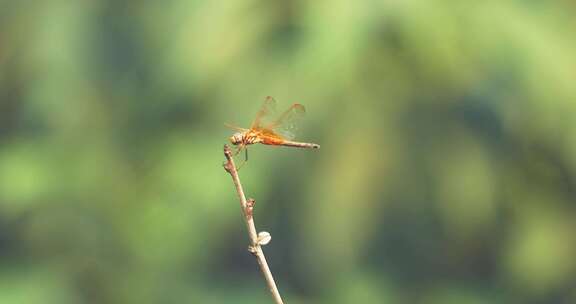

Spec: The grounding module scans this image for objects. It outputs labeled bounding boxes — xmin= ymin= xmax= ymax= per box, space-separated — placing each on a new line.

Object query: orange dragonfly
xmin=226 ymin=96 xmax=320 ymax=163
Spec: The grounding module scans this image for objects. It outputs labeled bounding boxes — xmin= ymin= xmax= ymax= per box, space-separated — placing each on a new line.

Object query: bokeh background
xmin=1 ymin=1 xmax=576 ymax=303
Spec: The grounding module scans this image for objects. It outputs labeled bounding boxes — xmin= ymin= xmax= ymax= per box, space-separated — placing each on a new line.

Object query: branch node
xmin=246 ymin=198 xmax=256 ymax=218
xmin=248 ymin=244 xmax=258 ymax=255
xmin=223 ymin=161 xmax=233 ymax=173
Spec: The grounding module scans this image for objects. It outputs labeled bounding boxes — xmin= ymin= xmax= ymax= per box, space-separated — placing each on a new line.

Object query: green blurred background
xmin=1 ymin=1 xmax=576 ymax=303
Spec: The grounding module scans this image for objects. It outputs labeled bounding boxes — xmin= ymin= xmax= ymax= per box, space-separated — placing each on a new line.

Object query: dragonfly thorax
xmin=229 ymin=131 xmax=262 ymax=146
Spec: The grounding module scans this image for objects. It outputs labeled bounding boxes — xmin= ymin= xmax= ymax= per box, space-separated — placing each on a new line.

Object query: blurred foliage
xmin=1 ymin=1 xmax=576 ymax=303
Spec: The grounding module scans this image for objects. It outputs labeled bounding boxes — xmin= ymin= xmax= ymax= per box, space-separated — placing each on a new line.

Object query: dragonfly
xmin=226 ymin=96 xmax=320 ymax=165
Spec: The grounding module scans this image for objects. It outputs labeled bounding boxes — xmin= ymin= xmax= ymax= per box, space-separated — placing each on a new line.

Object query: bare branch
xmin=222 ymin=145 xmax=284 ymax=304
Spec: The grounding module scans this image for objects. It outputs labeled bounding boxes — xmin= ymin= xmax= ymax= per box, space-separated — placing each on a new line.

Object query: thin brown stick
xmin=223 ymin=145 xmax=284 ymax=304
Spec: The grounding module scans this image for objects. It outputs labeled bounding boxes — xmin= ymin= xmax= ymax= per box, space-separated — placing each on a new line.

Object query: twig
xmin=222 ymin=145 xmax=284 ymax=304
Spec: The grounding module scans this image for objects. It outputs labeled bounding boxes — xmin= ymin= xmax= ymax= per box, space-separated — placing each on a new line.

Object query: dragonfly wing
xmin=265 ymin=103 xmax=305 ymax=140
xmin=224 ymin=123 xmax=249 ymax=132
xmin=250 ymin=96 xmax=278 ymax=129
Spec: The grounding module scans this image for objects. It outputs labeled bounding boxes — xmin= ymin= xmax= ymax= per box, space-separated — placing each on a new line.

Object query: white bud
xmin=257 ymin=231 xmax=271 ymax=245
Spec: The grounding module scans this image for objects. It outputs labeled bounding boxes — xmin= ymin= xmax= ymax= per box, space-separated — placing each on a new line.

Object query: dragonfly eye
xmin=229 ymin=133 xmax=242 ymax=145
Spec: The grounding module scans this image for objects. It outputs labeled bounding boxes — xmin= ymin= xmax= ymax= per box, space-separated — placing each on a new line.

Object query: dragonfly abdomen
xmin=280 ymin=140 xmax=320 ymax=149
xmin=260 ymin=135 xmax=320 ymax=149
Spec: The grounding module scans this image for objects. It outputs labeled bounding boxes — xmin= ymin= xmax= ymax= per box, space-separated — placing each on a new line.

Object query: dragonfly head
xmin=229 ymin=132 xmax=243 ymax=145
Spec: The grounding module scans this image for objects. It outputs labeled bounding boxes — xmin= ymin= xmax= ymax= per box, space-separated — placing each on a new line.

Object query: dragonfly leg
xmin=236 ymin=160 xmax=246 ymax=170
xmin=233 ymin=144 xmax=248 ymax=170
xmin=233 ymin=144 xmax=242 ymax=156
xmin=236 ymin=148 xmax=248 ymax=170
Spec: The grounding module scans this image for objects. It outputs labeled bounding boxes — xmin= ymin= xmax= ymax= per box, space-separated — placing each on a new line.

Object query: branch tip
xmin=223 ymin=144 xmax=233 ymax=158
xmin=222 ymin=145 xmax=235 ymax=173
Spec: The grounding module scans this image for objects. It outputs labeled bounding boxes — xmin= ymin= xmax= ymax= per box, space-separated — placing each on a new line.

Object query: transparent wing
xmin=224 ymin=123 xmax=249 ymax=132
xmin=264 ymin=103 xmax=306 ymax=140
xmin=250 ymin=96 xmax=278 ymax=129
